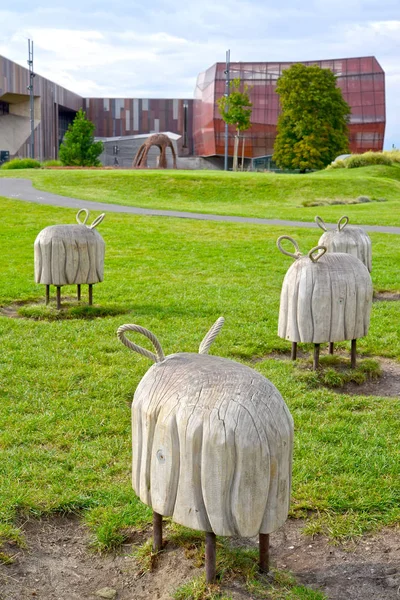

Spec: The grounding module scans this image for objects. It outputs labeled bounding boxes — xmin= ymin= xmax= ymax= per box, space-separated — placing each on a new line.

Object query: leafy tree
xmin=217 ymin=78 xmax=252 ymax=171
xmin=273 ymin=64 xmax=350 ymax=171
xmin=59 ymin=109 xmax=104 ymax=166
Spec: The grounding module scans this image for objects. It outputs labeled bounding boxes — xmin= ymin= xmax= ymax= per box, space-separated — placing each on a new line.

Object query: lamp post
xmin=224 ymin=49 xmax=230 ymax=171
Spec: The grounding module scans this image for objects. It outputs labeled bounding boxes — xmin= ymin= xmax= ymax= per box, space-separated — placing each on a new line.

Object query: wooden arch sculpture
xmin=133 ymin=133 xmax=177 ymax=169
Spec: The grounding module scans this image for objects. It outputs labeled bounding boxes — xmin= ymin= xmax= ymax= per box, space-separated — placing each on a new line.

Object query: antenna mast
xmin=27 ymin=39 xmax=35 ymax=159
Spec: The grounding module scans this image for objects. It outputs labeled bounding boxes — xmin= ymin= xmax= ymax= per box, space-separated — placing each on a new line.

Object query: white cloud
xmin=0 ymin=3 xmax=399 ymax=146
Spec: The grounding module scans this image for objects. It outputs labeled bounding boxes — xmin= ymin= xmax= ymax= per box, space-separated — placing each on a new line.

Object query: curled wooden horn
xmin=315 ymin=215 xmax=328 ymax=231
xmin=76 ymin=208 xmax=89 ymax=225
xmin=308 ymin=245 xmax=327 ymax=263
xmin=337 ymin=216 xmax=349 ymax=232
xmin=117 ymin=324 xmax=165 ymax=363
xmin=277 ymin=236 xmax=302 ymax=260
xmin=90 ymin=213 xmax=106 ymax=229
xmin=199 ymin=317 xmax=225 ymax=355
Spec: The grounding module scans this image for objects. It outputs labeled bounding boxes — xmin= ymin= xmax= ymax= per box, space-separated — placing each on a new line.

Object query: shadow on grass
xmin=14 ymin=301 xmax=130 ymax=321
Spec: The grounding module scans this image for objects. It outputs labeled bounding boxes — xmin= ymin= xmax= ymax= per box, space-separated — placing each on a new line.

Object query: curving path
xmin=1 ymin=177 xmax=400 ymax=234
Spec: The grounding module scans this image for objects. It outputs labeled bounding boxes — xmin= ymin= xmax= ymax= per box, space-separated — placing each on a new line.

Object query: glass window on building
xmin=0 ymin=101 xmax=9 ymax=115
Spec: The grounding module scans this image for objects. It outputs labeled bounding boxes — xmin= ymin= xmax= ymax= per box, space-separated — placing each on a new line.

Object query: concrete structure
xmin=0 ymin=53 xmax=386 ymax=164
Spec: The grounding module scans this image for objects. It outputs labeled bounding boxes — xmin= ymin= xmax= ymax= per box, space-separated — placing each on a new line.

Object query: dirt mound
xmin=342 ymin=357 xmax=400 ymax=397
xmin=373 ymin=291 xmax=400 ymax=302
xmin=1 ymin=516 xmax=399 ymax=600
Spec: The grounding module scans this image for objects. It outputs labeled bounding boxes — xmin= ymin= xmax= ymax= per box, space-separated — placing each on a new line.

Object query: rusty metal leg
xmin=56 ymin=286 xmax=61 ymax=310
xmin=313 ymin=343 xmax=320 ymax=370
xmin=77 ymin=284 xmax=81 ymax=301
xmin=88 ymin=284 xmax=93 ymax=306
xmin=351 ymin=339 xmax=357 ymax=369
xmin=259 ymin=533 xmax=270 ymax=573
xmin=45 ymin=285 xmax=50 ymax=305
xmin=153 ymin=511 xmax=163 ymax=552
xmin=205 ymin=531 xmax=217 ymax=584
xmin=291 ymin=342 xmax=297 ymax=361
xmin=329 ymin=342 xmax=334 ymax=355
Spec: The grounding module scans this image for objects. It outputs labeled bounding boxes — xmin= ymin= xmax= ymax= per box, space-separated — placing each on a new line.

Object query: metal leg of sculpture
xmin=159 ymin=147 xmax=167 ymax=168
xmin=291 ymin=342 xmax=297 ymax=361
xmin=259 ymin=533 xmax=270 ymax=573
xmin=313 ymin=344 xmax=320 ymax=370
xmin=351 ymin=339 xmax=357 ymax=369
xmin=153 ymin=511 xmax=163 ymax=552
xmin=77 ymin=284 xmax=81 ymax=301
xmin=141 ymin=146 xmax=150 ymax=168
xmin=329 ymin=342 xmax=334 ymax=355
xmin=45 ymin=285 xmax=50 ymax=305
xmin=88 ymin=284 xmax=93 ymax=306
xmin=205 ymin=532 xmax=217 ymax=584
xmin=56 ymin=286 xmax=61 ymax=310
xmin=170 ymin=142 xmax=177 ymax=169
xmin=133 ymin=144 xmax=145 ymax=168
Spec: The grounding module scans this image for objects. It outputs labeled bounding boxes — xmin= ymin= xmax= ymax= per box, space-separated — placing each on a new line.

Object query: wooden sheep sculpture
xmin=277 ymin=236 xmax=373 ymax=369
xmin=132 ymin=133 xmax=177 ymax=169
xmin=117 ymin=318 xmax=294 ymax=582
xmin=315 ymin=215 xmax=372 ymax=272
xmin=34 ymin=209 xmax=105 ymax=309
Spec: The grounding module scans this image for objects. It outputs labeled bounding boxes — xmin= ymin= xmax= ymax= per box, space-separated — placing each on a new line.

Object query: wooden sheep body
xmin=34 ymin=209 xmax=105 ymax=307
xmin=117 ymin=319 xmax=294 ymax=578
xmin=277 ymin=237 xmax=373 ymax=368
xmin=315 ymin=216 xmax=372 ymax=272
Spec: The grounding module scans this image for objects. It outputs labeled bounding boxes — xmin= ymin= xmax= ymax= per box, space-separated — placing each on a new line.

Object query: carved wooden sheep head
xmin=277 ymin=236 xmax=373 ymax=344
xmin=117 ymin=318 xmax=294 ymax=538
xmin=315 ymin=215 xmax=372 ymax=272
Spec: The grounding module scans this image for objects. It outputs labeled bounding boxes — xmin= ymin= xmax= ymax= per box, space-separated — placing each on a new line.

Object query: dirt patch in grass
xmin=0 ymin=516 xmax=399 ymax=600
xmin=264 ymin=352 xmax=400 ymax=398
xmin=0 ymin=299 xmax=129 ymax=321
xmin=373 ymin=291 xmax=400 ymax=302
xmin=342 ymin=357 xmax=400 ymax=397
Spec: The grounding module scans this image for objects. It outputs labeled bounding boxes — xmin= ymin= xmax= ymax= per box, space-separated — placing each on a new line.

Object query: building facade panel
xmin=84 ymin=97 xmax=193 ymax=155
xmin=0 ymin=54 xmax=83 ymax=160
xmin=193 ymin=57 xmax=386 ymax=159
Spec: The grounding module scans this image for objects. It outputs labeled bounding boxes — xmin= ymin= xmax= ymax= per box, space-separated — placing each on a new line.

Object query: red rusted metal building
xmin=193 ymin=57 xmax=386 ymax=159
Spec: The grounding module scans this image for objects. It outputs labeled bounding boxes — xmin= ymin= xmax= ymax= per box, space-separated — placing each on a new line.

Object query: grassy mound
xmin=1 ymin=164 xmax=400 ymax=225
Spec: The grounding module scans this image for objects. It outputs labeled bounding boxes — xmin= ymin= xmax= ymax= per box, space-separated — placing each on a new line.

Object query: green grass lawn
xmin=1 ymin=164 xmax=400 ymax=225
xmin=1 ymin=192 xmax=399 ymax=563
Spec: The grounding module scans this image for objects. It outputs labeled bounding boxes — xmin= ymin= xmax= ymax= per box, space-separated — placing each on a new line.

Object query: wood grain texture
xmin=318 ymin=227 xmax=372 ymax=272
xmin=278 ymin=253 xmax=373 ymax=343
xmin=131 ymin=353 xmax=294 ymax=537
xmin=34 ymin=225 xmax=105 ymax=285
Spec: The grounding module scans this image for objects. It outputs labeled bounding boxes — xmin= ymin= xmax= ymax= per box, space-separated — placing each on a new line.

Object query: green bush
xmin=326 ymin=159 xmax=346 ymax=170
xmin=1 ymin=158 xmax=41 ymax=170
xmin=327 ymin=150 xmax=400 ymax=170
xmin=345 ymin=152 xmax=392 ymax=169
xmin=41 ymin=159 xmax=63 ymax=167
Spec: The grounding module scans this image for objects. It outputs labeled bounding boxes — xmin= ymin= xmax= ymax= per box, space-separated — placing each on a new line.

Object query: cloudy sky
xmin=1 ymin=1 xmax=399 ymax=148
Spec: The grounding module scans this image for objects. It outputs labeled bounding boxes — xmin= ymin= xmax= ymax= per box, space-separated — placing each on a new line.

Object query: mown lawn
xmin=1 ymin=164 xmax=400 ymax=225
xmin=1 ymin=192 xmax=399 ymax=563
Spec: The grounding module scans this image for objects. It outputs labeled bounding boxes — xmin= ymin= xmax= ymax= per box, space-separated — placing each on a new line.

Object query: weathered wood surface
xmin=278 ymin=240 xmax=373 ymax=344
xmin=34 ymin=210 xmax=105 ymax=286
xmin=118 ymin=322 xmax=294 ymax=538
xmin=316 ymin=215 xmax=372 ymax=272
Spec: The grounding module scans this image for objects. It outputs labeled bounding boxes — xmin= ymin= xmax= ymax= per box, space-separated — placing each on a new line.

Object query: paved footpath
xmin=1 ymin=177 xmax=399 ymax=234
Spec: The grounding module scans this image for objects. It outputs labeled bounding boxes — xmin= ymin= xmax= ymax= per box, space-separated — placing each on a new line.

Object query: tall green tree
xmin=217 ymin=78 xmax=252 ymax=171
xmin=273 ymin=64 xmax=350 ymax=171
xmin=59 ymin=109 xmax=104 ymax=167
